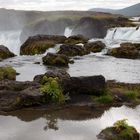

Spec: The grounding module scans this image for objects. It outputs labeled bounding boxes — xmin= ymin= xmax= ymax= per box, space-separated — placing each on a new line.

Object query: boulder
xmin=85 ymin=41 xmax=106 ymax=53
xmin=20 ymin=35 xmax=66 ymax=55
xmin=107 ymin=43 xmax=140 ymax=59
xmin=66 ymin=75 xmax=106 ymax=95
xmin=0 ymin=80 xmax=43 ymax=111
xmin=65 ymin=35 xmax=88 ymax=45
xmin=0 ymin=66 xmax=16 ymax=81
xmin=34 ymin=71 xmax=106 ymax=96
xmin=0 ymin=45 xmax=15 ymax=60
xmin=42 ymin=53 xmax=73 ymax=66
xmin=58 ymin=44 xmax=89 ymax=56
xmin=97 ymin=119 xmax=140 ymax=140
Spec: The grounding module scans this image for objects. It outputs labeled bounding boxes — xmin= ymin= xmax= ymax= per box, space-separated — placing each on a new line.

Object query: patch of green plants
xmin=40 ymin=76 xmax=65 ymax=104
xmin=97 ymin=94 xmax=113 ymax=104
xmin=113 ymin=119 xmax=137 ymax=140
xmin=124 ymin=91 xmax=138 ymax=100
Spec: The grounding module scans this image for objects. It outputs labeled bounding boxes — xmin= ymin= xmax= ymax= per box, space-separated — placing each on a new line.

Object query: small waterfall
xmin=0 ymin=30 xmax=21 ymax=55
xmin=44 ymin=44 xmax=61 ymax=55
xmin=64 ymin=27 xmax=73 ymax=37
xmin=105 ymin=27 xmax=140 ymax=42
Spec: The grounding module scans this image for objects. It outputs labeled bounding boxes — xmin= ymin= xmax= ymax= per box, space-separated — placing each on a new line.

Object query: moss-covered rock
xmin=58 ymin=44 xmax=89 ymax=56
xmin=0 ymin=45 xmax=15 ymax=60
xmin=65 ymin=35 xmax=88 ymax=45
xmin=20 ymin=35 xmax=66 ymax=55
xmin=42 ymin=53 xmax=73 ymax=66
xmin=107 ymin=43 xmax=140 ymax=59
xmin=0 ymin=66 xmax=16 ymax=81
xmin=97 ymin=119 xmax=140 ymax=140
xmin=85 ymin=41 xmax=106 ymax=53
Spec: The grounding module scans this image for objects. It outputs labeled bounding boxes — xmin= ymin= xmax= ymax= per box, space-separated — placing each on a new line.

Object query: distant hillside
xmin=90 ymin=3 xmax=140 ymax=17
xmin=0 ymin=8 xmax=119 ymax=30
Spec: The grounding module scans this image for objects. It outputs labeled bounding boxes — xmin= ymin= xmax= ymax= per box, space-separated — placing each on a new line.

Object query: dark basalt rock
xmin=58 ymin=44 xmax=89 ymax=56
xmin=107 ymin=43 xmax=140 ymax=59
xmin=42 ymin=53 xmax=73 ymax=67
xmin=85 ymin=41 xmax=106 ymax=53
xmin=65 ymin=35 xmax=88 ymax=45
xmin=66 ymin=75 xmax=106 ymax=95
xmin=0 ymin=80 xmax=42 ymax=111
xmin=0 ymin=45 xmax=15 ymax=60
xmin=34 ymin=70 xmax=106 ymax=96
xmin=20 ymin=35 xmax=66 ymax=55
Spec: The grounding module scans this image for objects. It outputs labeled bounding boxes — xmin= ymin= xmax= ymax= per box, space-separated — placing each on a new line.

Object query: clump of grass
xmin=124 ymin=91 xmax=138 ymax=100
xmin=40 ymin=76 xmax=65 ymax=104
xmin=97 ymin=94 xmax=113 ymax=104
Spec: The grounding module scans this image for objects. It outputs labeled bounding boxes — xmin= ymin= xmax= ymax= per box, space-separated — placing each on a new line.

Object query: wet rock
xmin=0 ymin=66 xmax=16 ymax=81
xmin=20 ymin=35 xmax=66 ymax=55
xmin=58 ymin=44 xmax=89 ymax=56
xmin=0 ymin=80 xmax=43 ymax=111
xmin=0 ymin=45 xmax=15 ymax=60
xmin=34 ymin=69 xmax=70 ymax=84
xmin=35 ymin=70 xmax=106 ymax=96
xmin=107 ymin=43 xmax=140 ymax=59
xmin=67 ymin=75 xmax=106 ymax=95
xmin=65 ymin=35 xmax=88 ymax=45
xmin=42 ymin=53 xmax=73 ymax=67
xmin=97 ymin=119 xmax=140 ymax=140
xmin=85 ymin=41 xmax=106 ymax=53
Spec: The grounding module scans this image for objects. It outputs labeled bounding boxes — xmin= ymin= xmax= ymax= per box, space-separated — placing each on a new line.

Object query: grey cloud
xmin=0 ymin=0 xmax=139 ymax=10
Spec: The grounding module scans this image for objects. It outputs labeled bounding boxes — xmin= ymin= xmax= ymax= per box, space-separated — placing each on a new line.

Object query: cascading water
xmin=105 ymin=27 xmax=140 ymax=42
xmin=64 ymin=27 xmax=73 ymax=37
xmin=0 ymin=30 xmax=21 ymax=55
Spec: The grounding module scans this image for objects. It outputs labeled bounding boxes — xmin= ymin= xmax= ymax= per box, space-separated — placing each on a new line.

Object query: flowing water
xmin=0 ymin=26 xmax=140 ymax=139
xmin=64 ymin=27 xmax=73 ymax=37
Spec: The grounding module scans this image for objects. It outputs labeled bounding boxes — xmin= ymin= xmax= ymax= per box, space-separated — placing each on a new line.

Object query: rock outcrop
xmin=58 ymin=44 xmax=89 ymax=56
xmin=85 ymin=41 xmax=106 ymax=53
xmin=20 ymin=35 xmax=66 ymax=55
xmin=42 ymin=53 xmax=73 ymax=66
xmin=107 ymin=43 xmax=140 ymax=59
xmin=0 ymin=45 xmax=15 ymax=60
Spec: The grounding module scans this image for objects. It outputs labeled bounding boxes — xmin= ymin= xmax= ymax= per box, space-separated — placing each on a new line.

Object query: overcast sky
xmin=0 ymin=0 xmax=140 ymax=11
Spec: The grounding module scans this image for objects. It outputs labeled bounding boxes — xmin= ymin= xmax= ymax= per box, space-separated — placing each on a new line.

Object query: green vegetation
xmin=0 ymin=66 xmax=16 ymax=80
xmin=98 ymin=119 xmax=139 ymax=140
xmin=113 ymin=119 xmax=138 ymax=140
xmin=124 ymin=91 xmax=138 ymax=100
xmin=97 ymin=94 xmax=113 ymax=104
xmin=40 ymin=76 xmax=65 ymax=104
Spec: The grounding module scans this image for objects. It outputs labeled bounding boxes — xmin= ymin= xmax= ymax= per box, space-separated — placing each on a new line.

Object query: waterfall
xmin=64 ymin=27 xmax=73 ymax=37
xmin=105 ymin=27 xmax=140 ymax=42
xmin=0 ymin=30 xmax=21 ymax=55
xmin=44 ymin=44 xmax=61 ymax=55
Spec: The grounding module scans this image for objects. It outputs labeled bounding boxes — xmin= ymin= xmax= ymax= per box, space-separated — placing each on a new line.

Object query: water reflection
xmin=0 ymin=105 xmax=140 ymax=140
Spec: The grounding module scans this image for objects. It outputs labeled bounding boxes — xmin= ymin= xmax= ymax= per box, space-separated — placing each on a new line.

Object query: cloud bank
xmin=0 ymin=0 xmax=139 ymax=11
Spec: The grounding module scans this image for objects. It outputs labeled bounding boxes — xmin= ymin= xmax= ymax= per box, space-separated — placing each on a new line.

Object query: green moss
xmin=0 ymin=66 xmax=16 ymax=80
xmin=21 ymin=42 xmax=55 ymax=55
xmin=40 ymin=76 xmax=65 ymax=104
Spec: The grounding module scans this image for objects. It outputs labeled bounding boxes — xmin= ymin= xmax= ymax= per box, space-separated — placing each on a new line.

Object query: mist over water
xmin=0 ymin=30 xmax=21 ymax=55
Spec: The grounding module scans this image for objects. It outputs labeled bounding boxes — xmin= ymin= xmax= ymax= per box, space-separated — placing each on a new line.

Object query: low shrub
xmin=40 ymin=76 xmax=65 ymax=104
